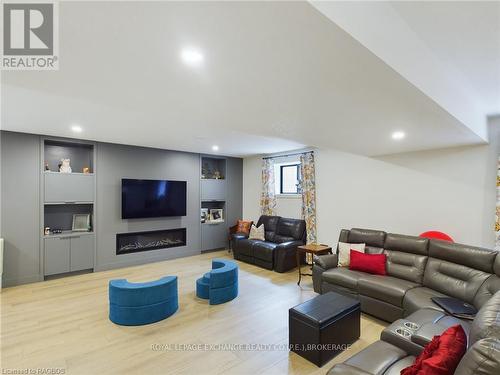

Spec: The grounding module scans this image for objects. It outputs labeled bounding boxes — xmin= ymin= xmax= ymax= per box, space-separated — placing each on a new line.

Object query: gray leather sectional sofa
xmin=313 ymin=228 xmax=500 ymax=375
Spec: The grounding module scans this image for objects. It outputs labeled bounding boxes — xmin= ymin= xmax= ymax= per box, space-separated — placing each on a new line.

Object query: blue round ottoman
xmin=196 ymin=259 xmax=238 ymax=305
xmin=109 ymin=275 xmax=178 ymax=326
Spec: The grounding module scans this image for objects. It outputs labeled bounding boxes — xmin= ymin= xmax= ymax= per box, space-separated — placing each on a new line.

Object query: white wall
xmin=243 ymin=119 xmax=499 ymax=249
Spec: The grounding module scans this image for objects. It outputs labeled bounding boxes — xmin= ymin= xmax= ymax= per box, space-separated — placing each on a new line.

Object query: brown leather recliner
xmin=232 ymin=215 xmax=306 ymax=272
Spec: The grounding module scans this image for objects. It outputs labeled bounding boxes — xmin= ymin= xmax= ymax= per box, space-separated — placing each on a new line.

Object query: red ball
xmin=419 ymin=231 xmax=454 ymax=242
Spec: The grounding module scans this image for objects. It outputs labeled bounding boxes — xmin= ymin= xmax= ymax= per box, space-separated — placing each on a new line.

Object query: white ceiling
xmin=1 ymin=1 xmax=495 ymax=157
xmin=391 ymin=1 xmax=500 ymax=117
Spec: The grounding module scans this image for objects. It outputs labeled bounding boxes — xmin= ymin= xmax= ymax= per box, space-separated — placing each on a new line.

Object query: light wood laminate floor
xmin=1 ymin=250 xmax=386 ymax=374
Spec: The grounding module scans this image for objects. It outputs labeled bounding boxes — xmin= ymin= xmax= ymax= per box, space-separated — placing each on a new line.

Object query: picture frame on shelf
xmin=209 ymin=208 xmax=224 ymax=222
xmin=201 ymin=208 xmax=209 ymax=223
xmin=72 ymin=214 xmax=91 ymax=232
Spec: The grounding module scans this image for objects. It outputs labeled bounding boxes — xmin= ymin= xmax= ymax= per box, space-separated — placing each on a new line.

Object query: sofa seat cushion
xmin=403 ymin=287 xmax=446 ymax=316
xmin=343 ymin=340 xmax=408 ymax=375
xmin=358 ymin=275 xmax=419 ymax=307
xmin=322 ymin=268 xmax=366 ymax=293
xmin=327 ymin=364 xmax=372 ymax=375
xmin=384 ymin=356 xmax=416 ymax=375
xmin=253 ymin=241 xmax=277 ymax=262
xmin=236 ymin=239 xmax=258 ymax=257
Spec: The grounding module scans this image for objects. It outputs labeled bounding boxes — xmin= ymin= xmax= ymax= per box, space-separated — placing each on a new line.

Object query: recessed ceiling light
xmin=391 ymin=131 xmax=406 ymax=140
xmin=181 ymin=48 xmax=204 ymax=66
xmin=212 ymin=145 xmax=219 ymax=152
xmin=71 ymin=125 xmax=83 ymax=133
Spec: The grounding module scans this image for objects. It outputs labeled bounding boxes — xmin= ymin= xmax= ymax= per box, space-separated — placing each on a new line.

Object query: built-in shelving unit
xmin=40 ymin=138 xmax=97 ymax=277
xmin=200 ymin=156 xmax=228 ymax=252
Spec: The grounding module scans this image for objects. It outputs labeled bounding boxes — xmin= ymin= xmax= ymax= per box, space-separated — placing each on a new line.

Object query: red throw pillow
xmin=236 ymin=220 xmax=252 ymax=235
xmin=349 ymin=250 xmax=386 ymax=275
xmin=401 ymin=325 xmax=467 ymax=375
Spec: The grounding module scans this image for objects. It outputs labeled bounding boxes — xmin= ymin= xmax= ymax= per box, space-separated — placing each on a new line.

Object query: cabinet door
xmin=45 ymin=173 xmax=95 ymax=203
xmin=70 ymin=235 xmax=95 ymax=272
xmin=201 ymin=179 xmax=226 ymax=201
xmin=202 ymin=223 xmax=227 ymax=251
xmin=44 ymin=237 xmax=70 ymax=276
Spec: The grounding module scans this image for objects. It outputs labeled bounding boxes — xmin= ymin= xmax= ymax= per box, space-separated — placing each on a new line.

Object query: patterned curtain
xmin=496 ymin=156 xmax=500 ymax=251
xmin=260 ymin=158 xmax=276 ymax=216
xmin=300 ymin=152 xmax=317 ymax=245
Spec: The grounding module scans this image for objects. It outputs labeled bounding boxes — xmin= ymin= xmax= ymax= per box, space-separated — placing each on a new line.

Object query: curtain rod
xmin=262 ymin=150 xmax=313 ymax=160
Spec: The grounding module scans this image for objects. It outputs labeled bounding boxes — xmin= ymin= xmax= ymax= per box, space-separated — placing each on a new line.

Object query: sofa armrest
xmin=411 ymin=323 xmax=450 ymax=347
xmin=314 ymin=254 xmax=338 ymax=270
xmin=274 ymin=241 xmax=304 ymax=273
xmin=231 ymin=233 xmax=248 ymax=241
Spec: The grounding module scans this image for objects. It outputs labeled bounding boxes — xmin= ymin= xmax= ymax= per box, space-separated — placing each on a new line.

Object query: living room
xmin=1 ymin=1 xmax=500 ymax=375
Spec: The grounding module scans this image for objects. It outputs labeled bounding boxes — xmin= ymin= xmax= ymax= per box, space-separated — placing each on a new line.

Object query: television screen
xmin=121 ymin=179 xmax=187 ymax=219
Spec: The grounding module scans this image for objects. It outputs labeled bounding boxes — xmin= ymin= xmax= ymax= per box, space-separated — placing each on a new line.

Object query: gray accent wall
xmin=1 ymin=132 xmax=42 ymax=286
xmin=1 ymin=131 xmax=243 ymax=286
xmin=95 ymin=142 xmax=202 ymax=271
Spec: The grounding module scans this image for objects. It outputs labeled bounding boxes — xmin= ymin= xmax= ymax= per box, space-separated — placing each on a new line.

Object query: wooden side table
xmin=296 ymin=244 xmax=332 ymax=285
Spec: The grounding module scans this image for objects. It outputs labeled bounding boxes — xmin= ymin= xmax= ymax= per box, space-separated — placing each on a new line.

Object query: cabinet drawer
xmin=70 ymin=235 xmax=94 ymax=272
xmin=201 ymin=179 xmax=226 ymax=201
xmin=44 ymin=237 xmax=70 ymax=276
xmin=44 ymin=173 xmax=95 ymax=203
xmin=202 ymin=223 xmax=227 ymax=251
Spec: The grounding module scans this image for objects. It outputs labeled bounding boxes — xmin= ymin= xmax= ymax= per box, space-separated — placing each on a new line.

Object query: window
xmin=280 ymin=164 xmax=300 ymax=194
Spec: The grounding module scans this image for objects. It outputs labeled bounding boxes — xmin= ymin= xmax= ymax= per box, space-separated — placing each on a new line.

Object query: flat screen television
xmin=121 ymin=179 xmax=187 ymax=219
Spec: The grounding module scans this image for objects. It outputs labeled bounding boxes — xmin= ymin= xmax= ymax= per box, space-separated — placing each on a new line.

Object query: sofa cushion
xmin=350 ymin=251 xmax=387 ymax=276
xmin=385 ymin=249 xmax=428 ymax=284
xmin=322 ymin=268 xmax=366 ymax=292
xmin=385 ymin=233 xmax=429 ymax=256
xmin=248 ymin=224 xmax=265 ymax=241
xmin=256 ymin=215 xmax=280 ymax=242
xmin=338 ymin=242 xmax=366 ymax=267
xmin=455 ymin=338 xmax=500 ymax=375
xmin=358 ymin=275 xmax=419 ymax=307
xmin=402 ymin=325 xmax=467 ymax=375
xmin=428 ymin=240 xmax=497 ymax=273
xmin=423 ymin=258 xmax=491 ymax=304
xmin=473 ymin=275 xmax=500 ymax=309
xmin=469 ymin=291 xmax=500 ymax=345
xmin=343 ymin=340 xmax=408 ymax=375
xmin=236 ymin=220 xmax=253 ymax=235
xmin=236 ymin=239 xmax=257 ymax=257
xmin=273 ymin=234 xmax=295 ymax=244
xmin=252 ymin=241 xmax=277 ymax=262
xmin=348 ymin=228 xmax=386 ymax=248
xmin=275 ymin=217 xmax=305 ymax=241
xmin=403 ymin=287 xmax=446 ymax=316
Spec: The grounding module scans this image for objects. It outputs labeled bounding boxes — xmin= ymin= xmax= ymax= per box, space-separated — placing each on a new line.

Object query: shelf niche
xmin=44 ymin=140 xmax=94 ymax=174
xmin=44 ymin=203 xmax=93 ymax=233
xmin=201 ymin=157 xmax=226 ymax=180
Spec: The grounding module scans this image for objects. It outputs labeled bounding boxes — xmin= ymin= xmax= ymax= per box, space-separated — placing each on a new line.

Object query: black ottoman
xmin=289 ymin=291 xmax=360 ymax=367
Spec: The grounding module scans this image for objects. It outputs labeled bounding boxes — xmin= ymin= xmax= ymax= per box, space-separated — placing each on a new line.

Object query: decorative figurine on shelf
xmin=44 ymin=227 xmax=50 ymax=235
xmin=44 ymin=162 xmax=50 ymax=171
xmin=213 ymin=170 xmax=221 ymax=179
xmin=82 ymin=167 xmax=90 ymax=174
xmin=59 ymin=158 xmax=72 ymax=173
